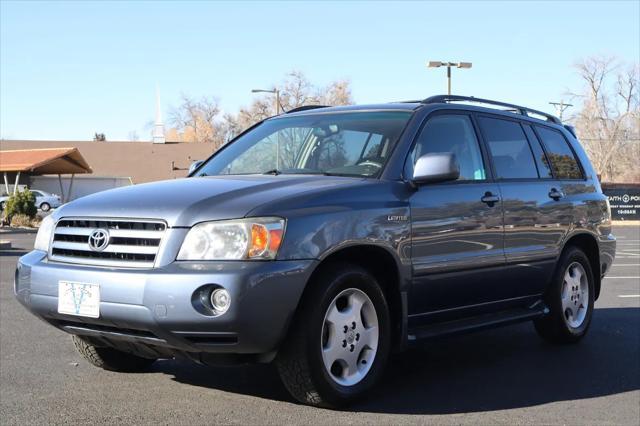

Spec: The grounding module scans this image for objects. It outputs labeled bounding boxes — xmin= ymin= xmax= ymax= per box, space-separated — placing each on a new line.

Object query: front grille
xmin=50 ymin=218 xmax=166 ymax=268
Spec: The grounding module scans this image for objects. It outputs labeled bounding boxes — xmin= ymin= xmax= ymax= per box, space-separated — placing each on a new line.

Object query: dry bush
xmin=10 ymin=214 xmax=34 ymax=228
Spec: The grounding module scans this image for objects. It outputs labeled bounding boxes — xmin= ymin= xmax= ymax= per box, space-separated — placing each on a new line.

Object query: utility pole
xmin=549 ymin=100 xmax=573 ymax=122
xmin=428 ymin=61 xmax=473 ymax=95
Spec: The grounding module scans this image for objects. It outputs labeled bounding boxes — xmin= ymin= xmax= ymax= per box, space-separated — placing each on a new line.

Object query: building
xmin=0 ymin=89 xmax=217 ymax=201
xmin=0 ymin=140 xmax=216 ymax=200
xmin=0 ymin=147 xmax=92 ymax=200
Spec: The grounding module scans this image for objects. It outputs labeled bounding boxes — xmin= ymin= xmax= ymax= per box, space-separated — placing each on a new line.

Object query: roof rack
xmin=422 ymin=95 xmax=561 ymax=124
xmin=286 ymin=105 xmax=330 ymax=114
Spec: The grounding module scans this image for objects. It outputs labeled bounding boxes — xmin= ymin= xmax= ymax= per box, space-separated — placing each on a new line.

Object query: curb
xmin=0 ymin=228 xmax=38 ymax=235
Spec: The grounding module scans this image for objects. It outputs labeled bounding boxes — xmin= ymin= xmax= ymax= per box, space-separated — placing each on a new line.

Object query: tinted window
xmin=523 ymin=125 xmax=553 ymax=178
xmin=412 ymin=115 xmax=486 ymax=181
xmin=478 ymin=117 xmax=538 ymax=179
xmin=535 ymin=126 xmax=583 ymax=179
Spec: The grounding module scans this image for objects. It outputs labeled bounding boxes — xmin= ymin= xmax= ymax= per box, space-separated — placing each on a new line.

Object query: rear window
xmin=535 ymin=126 xmax=583 ymax=179
xmin=478 ymin=116 xmax=538 ymax=179
xmin=523 ymin=125 xmax=553 ymax=178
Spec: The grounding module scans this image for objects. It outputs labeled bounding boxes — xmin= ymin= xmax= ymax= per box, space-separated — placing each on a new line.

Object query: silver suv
xmin=15 ymin=96 xmax=616 ymax=407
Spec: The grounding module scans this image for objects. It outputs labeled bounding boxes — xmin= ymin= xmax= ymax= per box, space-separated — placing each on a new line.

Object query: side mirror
xmin=412 ymin=152 xmax=460 ymax=184
xmin=188 ymin=160 xmax=204 ymax=176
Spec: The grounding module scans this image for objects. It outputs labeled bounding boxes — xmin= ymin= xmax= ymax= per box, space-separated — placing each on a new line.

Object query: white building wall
xmin=30 ymin=176 xmax=132 ymax=201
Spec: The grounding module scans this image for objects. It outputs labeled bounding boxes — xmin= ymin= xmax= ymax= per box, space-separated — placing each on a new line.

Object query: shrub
xmin=10 ymin=213 xmax=34 ymax=228
xmin=4 ymin=189 xmax=37 ymax=222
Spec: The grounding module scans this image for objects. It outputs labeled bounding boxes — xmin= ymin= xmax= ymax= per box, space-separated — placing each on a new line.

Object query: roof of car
xmin=275 ymin=98 xmax=569 ymax=132
xmin=279 ymin=102 xmax=422 ymax=117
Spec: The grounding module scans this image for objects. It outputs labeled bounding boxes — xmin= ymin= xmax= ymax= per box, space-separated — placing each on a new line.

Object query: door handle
xmin=548 ymin=188 xmax=564 ymax=200
xmin=481 ymin=192 xmax=500 ymax=205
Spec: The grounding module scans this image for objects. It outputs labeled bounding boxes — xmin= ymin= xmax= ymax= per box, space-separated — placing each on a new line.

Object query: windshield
xmin=195 ymin=111 xmax=412 ymax=178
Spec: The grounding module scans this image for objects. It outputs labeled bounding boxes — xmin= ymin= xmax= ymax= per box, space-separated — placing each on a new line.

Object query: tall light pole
xmin=251 ymin=88 xmax=281 ymax=115
xmin=427 ymin=61 xmax=472 ymax=95
xmin=549 ymin=100 xmax=573 ymax=122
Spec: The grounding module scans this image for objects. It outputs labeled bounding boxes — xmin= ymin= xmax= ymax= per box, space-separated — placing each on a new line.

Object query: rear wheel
xmin=534 ymin=247 xmax=595 ymax=344
xmin=72 ymin=335 xmax=156 ymax=372
xmin=276 ymin=262 xmax=391 ymax=407
xmin=40 ymin=202 xmax=51 ymax=212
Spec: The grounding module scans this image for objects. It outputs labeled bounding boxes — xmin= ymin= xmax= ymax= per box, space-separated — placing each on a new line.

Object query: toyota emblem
xmin=88 ymin=229 xmax=110 ymax=251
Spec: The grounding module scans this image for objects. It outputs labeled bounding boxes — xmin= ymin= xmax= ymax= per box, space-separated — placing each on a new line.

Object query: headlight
xmin=177 ymin=217 xmax=285 ymax=261
xmin=34 ymin=215 xmax=55 ymax=252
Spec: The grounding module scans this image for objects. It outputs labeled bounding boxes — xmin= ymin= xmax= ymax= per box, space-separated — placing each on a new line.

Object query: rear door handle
xmin=481 ymin=192 xmax=500 ymax=205
xmin=548 ymin=188 xmax=564 ymax=200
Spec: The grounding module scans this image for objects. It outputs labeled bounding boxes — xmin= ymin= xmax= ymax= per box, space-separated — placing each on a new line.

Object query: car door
xmin=476 ymin=115 xmax=568 ymax=297
xmin=407 ymin=112 xmax=505 ymax=326
xmin=32 ymin=190 xmax=43 ymax=205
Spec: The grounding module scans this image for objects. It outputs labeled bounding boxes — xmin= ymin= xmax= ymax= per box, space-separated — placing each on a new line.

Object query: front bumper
xmin=15 ymin=250 xmax=316 ymax=357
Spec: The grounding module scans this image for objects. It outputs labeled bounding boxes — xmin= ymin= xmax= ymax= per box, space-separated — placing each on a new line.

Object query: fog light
xmin=210 ymin=288 xmax=230 ymax=314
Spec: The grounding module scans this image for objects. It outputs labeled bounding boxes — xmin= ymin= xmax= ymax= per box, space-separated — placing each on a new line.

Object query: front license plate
xmin=58 ymin=281 xmax=100 ymax=318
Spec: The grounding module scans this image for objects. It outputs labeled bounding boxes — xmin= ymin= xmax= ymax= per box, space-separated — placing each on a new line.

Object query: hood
xmin=54 ymin=175 xmax=366 ymax=227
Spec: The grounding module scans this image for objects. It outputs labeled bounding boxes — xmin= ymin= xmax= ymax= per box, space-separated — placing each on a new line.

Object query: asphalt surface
xmin=1 ymin=227 xmax=638 ymax=425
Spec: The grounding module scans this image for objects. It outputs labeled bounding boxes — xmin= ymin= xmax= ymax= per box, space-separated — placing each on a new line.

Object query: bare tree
xmin=226 ymin=71 xmax=354 ymax=140
xmin=567 ymin=56 xmax=639 ymax=182
xmin=169 ymin=94 xmax=224 ymax=148
xmin=167 ymin=71 xmax=355 ymax=147
xmin=317 ymin=78 xmax=352 ymax=106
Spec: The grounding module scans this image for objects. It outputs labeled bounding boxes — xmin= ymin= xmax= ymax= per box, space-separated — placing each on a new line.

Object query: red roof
xmin=0 ymin=147 xmax=92 ymax=174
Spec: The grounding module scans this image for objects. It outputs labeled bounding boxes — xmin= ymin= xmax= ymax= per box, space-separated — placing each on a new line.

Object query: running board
xmin=407 ymin=304 xmax=549 ymax=342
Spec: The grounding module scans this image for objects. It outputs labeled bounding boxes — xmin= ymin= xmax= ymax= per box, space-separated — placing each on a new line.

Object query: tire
xmin=276 ymin=262 xmax=391 ymax=408
xmin=534 ymin=246 xmax=595 ymax=344
xmin=40 ymin=202 xmax=51 ymax=212
xmin=0 ymin=201 xmax=4 ymax=211
xmin=72 ymin=335 xmax=156 ymax=372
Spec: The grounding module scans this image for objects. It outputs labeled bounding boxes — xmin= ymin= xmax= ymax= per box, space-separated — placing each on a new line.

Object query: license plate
xmin=58 ymin=281 xmax=100 ymax=318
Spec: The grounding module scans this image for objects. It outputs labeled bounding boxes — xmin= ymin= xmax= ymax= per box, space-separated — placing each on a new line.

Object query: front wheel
xmin=72 ymin=335 xmax=156 ymax=372
xmin=40 ymin=202 xmax=51 ymax=212
xmin=534 ymin=247 xmax=595 ymax=344
xmin=276 ymin=262 xmax=391 ymax=407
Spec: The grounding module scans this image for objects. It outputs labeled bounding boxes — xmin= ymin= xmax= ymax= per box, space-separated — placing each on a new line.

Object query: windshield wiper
xmin=262 ymin=169 xmax=282 ymax=175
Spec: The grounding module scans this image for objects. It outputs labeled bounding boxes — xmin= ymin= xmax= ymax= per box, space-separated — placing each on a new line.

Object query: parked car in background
xmin=30 ymin=190 xmax=62 ymax=211
xmin=15 ymin=95 xmax=615 ymax=408
xmin=0 ymin=189 xmax=61 ymax=212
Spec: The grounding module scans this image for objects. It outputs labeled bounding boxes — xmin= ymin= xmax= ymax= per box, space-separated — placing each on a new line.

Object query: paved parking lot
xmin=1 ymin=227 xmax=638 ymax=425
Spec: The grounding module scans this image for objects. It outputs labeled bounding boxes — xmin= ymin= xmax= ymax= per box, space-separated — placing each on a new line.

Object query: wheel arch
xmin=562 ymin=232 xmax=602 ymax=300
xmin=297 ymin=244 xmax=407 ymax=351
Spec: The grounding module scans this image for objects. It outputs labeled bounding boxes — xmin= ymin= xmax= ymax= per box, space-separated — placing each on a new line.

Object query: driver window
xmin=412 ymin=114 xmax=486 ymax=181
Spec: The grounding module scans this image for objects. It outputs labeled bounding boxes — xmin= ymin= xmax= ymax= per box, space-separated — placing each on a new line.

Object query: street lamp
xmin=427 ymin=61 xmax=472 ymax=95
xmin=251 ymin=88 xmax=281 ymax=115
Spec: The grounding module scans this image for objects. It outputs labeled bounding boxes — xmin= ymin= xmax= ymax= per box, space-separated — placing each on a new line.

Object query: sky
xmin=1 ymin=0 xmax=639 ymax=141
